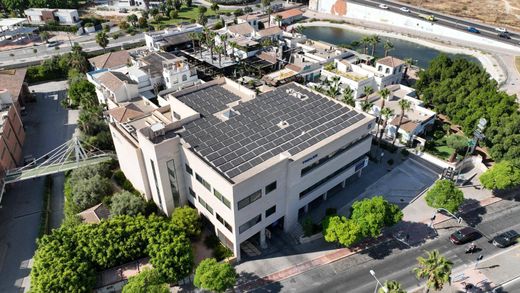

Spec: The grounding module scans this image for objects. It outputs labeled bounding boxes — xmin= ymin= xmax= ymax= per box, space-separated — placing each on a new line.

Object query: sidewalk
xmin=235 ymin=195 xmax=503 ymax=291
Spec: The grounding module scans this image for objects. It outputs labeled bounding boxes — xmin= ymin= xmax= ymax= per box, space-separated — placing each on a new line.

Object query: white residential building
xmin=24 ymin=8 xmax=80 ymax=26
xmin=89 ymin=70 xmax=139 ymax=107
xmin=106 ymin=78 xmax=375 ymax=260
xmin=270 ymin=8 xmax=303 ymax=26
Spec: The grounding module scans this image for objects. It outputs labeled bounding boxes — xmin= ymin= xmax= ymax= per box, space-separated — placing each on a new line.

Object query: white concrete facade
xmin=107 ymin=79 xmax=375 ymax=261
xmin=24 ymin=8 xmax=80 ymax=25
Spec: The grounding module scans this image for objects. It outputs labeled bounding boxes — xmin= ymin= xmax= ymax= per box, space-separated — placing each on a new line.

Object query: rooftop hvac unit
xmin=150 ymin=122 xmax=166 ymax=138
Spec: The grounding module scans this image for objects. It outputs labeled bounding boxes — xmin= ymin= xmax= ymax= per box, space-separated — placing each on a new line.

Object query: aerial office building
xmin=107 ymin=78 xmax=375 ymax=260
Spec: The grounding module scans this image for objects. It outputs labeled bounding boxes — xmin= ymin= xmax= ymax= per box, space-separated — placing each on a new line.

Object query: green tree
xmin=480 ymin=160 xmax=520 ymax=190
xmin=342 ymin=87 xmax=355 ymax=107
xmin=110 ymin=190 xmax=147 ymax=217
xmin=211 ymin=1 xmax=219 ymax=12
xmin=169 ymin=9 xmax=179 ymax=19
xmin=119 ymin=20 xmax=130 ymax=30
xmin=95 ymin=31 xmax=109 ymax=52
xmin=127 ymin=14 xmax=138 ymax=26
xmin=446 ymin=134 xmax=468 ymax=162
xmin=122 ymin=268 xmax=170 ymax=293
xmin=425 ymin=180 xmax=464 ymax=213
xmin=171 ymin=206 xmax=201 ymax=238
xmin=194 ymin=258 xmax=237 ymax=293
xmin=378 ymin=107 xmax=394 ymax=149
xmin=68 ymin=78 xmax=96 ymax=108
xmin=380 ymin=280 xmax=406 ymax=293
xmin=148 ymin=230 xmax=193 ymax=282
xmin=173 ymin=0 xmax=182 ymax=10
xmin=413 ymin=250 xmax=452 ymax=292
xmin=350 ymin=196 xmax=403 ymax=237
xmin=370 ymin=34 xmax=381 ymax=56
xmin=138 ymin=16 xmax=148 ymax=28
xmin=363 ymin=85 xmax=373 ymax=102
xmin=383 ymin=39 xmax=394 ymax=57
xmin=322 ymin=215 xmax=363 ymax=247
xmin=39 ymin=31 xmax=50 ymax=43
xmin=274 ymin=15 xmax=283 ymax=26
xmin=71 ymin=174 xmax=112 ymax=211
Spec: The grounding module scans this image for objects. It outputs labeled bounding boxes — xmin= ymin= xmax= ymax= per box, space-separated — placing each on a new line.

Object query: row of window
xmin=198 ymin=196 xmax=213 ymax=214
xmin=216 ymin=213 xmax=233 ymax=233
xmin=301 ymin=135 xmax=370 ymax=177
xmin=186 ymin=164 xmax=231 ymax=209
xmin=237 ymin=181 xmax=277 ymax=210
xmin=238 ymin=204 xmax=277 ymax=234
xmin=299 ymin=155 xmax=367 ymax=199
xmin=190 ymin=187 xmax=233 ymax=233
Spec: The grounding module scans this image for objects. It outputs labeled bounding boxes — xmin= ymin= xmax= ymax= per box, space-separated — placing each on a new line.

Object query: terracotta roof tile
xmin=377 ymin=56 xmax=405 ymax=68
xmin=97 ymin=71 xmax=137 ymax=93
xmin=89 ymin=51 xmax=131 ymax=69
xmin=273 ymin=8 xmax=303 ymax=19
xmin=107 ymin=103 xmax=145 ymax=123
xmin=227 ymin=23 xmax=255 ymax=36
xmin=257 ymin=26 xmax=282 ymax=37
xmin=77 ymin=203 xmax=110 ymax=224
xmin=0 ymin=68 xmax=26 ymax=101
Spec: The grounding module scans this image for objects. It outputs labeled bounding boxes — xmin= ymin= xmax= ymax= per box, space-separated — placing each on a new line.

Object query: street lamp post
xmin=369 ymin=270 xmax=388 ymax=293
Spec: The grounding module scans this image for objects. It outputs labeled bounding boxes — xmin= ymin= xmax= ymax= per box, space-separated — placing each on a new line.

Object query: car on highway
xmin=492 ymin=230 xmax=519 ymax=248
xmin=498 ymin=32 xmax=511 ymax=39
xmin=467 ymin=27 xmax=480 ymax=34
xmin=450 ymin=227 xmax=481 ymax=244
xmin=379 ymin=4 xmax=389 ymax=9
xmin=46 ymin=41 xmax=61 ymax=48
xmin=400 ymin=7 xmax=410 ymax=13
xmin=495 ymin=27 xmax=508 ymax=33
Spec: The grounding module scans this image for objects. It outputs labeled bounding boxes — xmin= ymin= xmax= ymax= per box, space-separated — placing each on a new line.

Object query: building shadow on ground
xmin=459 ymin=198 xmax=487 ymax=227
xmin=236 ymin=271 xmax=284 ymax=293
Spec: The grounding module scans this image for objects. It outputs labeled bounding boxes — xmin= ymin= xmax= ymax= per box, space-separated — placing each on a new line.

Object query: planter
xmin=299 ymin=232 xmax=323 ymax=244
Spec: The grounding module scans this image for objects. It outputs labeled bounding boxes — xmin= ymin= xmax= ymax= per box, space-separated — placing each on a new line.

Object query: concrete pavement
xmin=0 ymin=81 xmax=77 ymax=293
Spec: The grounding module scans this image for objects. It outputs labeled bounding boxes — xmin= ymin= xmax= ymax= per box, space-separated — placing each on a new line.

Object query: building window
xmin=213 ymin=189 xmax=231 ymax=209
xmin=213 ymin=189 xmax=223 ymax=200
xmin=167 ymin=159 xmax=180 ymax=207
xmin=150 ymin=159 xmax=162 ymax=206
xmin=216 ymin=213 xmax=233 ymax=232
xmin=378 ymin=65 xmax=382 ymax=71
xmin=217 ymin=229 xmax=234 ymax=250
xmin=265 ymin=181 xmax=277 ymax=194
xmin=216 ymin=213 xmax=224 ymax=224
xmin=385 ymin=68 xmax=390 ymax=74
xmin=265 ymin=205 xmax=276 ymax=218
xmin=237 ymin=190 xmax=262 ymax=210
xmin=222 ymin=197 xmax=231 ymax=208
xmin=239 ymin=214 xmax=261 ymax=234
xmin=186 ymin=164 xmax=193 ymax=175
xmin=198 ymin=197 xmax=213 ymax=215
xmin=195 ymin=173 xmax=211 ymax=191
xmin=189 ymin=187 xmax=196 ymax=199
xmin=182 ymin=75 xmax=187 ymax=81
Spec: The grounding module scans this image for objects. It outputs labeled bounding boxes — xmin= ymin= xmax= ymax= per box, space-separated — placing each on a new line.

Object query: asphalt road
xmin=495 ymin=277 xmax=520 ymax=293
xmin=257 ymin=199 xmax=520 ymax=293
xmin=0 ymin=81 xmax=76 ymax=293
xmin=351 ymin=0 xmax=520 ymax=46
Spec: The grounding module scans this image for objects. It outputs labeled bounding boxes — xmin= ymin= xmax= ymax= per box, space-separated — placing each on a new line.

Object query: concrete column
xmin=260 ymin=228 xmax=267 ymax=249
xmin=323 ymin=192 xmax=328 ymax=201
xmin=341 ymin=180 xmax=346 ymax=188
xmin=304 ymin=204 xmax=309 ymax=213
xmin=233 ymin=240 xmax=241 ymax=263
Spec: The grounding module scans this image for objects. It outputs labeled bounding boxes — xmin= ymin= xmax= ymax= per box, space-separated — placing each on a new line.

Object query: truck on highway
xmin=418 ymin=14 xmax=435 ymax=21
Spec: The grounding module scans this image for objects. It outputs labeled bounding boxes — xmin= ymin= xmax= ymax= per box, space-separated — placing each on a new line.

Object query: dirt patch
xmin=400 ymin=0 xmax=520 ymax=30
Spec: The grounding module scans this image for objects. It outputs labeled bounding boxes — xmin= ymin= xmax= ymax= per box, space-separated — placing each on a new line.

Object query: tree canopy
xmin=122 ymin=268 xmax=170 ymax=293
xmin=194 ymin=258 xmax=237 ymax=293
xmin=71 ymin=174 xmax=112 ymax=211
xmin=110 ymin=190 xmax=147 ymax=216
xmin=31 ymin=215 xmax=193 ymax=292
xmin=480 ymin=160 xmax=520 ymax=190
xmin=413 ymin=250 xmax=452 ymax=291
xmin=425 ymin=180 xmax=464 ymax=213
xmin=416 ymin=55 xmax=520 ymax=161
xmin=323 ymin=196 xmax=402 ymax=247
xmin=171 ymin=206 xmax=201 ymax=238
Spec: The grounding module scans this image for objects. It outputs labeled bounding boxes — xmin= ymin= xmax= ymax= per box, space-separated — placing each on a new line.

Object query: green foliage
xmin=413 ymin=250 xmax=452 ymax=291
xmin=31 ymin=215 xmax=194 ymax=292
xmin=213 ymin=243 xmax=233 ymax=261
xmin=323 ymin=196 xmax=402 ymax=247
xmin=302 ymin=217 xmax=321 ymax=236
xmin=425 ymin=180 xmax=464 ymax=213
xmin=446 ymin=134 xmax=467 ymax=151
xmin=380 ymin=280 xmax=406 ymax=293
xmin=480 ymin=160 xmax=520 ymax=190
xmin=416 ymin=54 xmax=520 ymax=161
xmin=171 ymin=206 xmax=201 ymax=238
xmin=122 ymin=268 xmax=170 ymax=293
xmin=68 ymin=79 xmax=96 ymax=108
xmin=110 ymin=191 xmax=147 ymax=216
xmin=96 ymin=31 xmax=109 ymax=50
xmin=194 ymin=258 xmax=237 ymax=293
xmin=71 ymin=174 xmax=112 ymax=211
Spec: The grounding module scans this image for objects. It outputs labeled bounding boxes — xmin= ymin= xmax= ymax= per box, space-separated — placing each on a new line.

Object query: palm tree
xmin=95 ymin=31 xmax=109 ymax=52
xmin=413 ymin=250 xmax=453 ymax=293
xmin=379 ymin=280 xmax=406 ymax=293
xmin=330 ymin=76 xmax=341 ymax=88
xmin=215 ymin=45 xmax=224 ymax=67
xmin=392 ymin=99 xmax=412 ymax=146
xmin=370 ymin=34 xmax=381 ymax=56
xmin=39 ymin=31 xmax=50 ymax=43
xmin=342 ymin=87 xmax=355 ymax=107
xmin=219 ymin=34 xmax=228 ymax=56
xmin=188 ymin=32 xmax=198 ymax=52
xmin=360 ymin=100 xmax=373 ymax=112
xmin=211 ymin=1 xmax=219 ymax=13
xmin=363 ymin=86 xmax=373 ymax=102
xmin=206 ymin=31 xmax=216 ymax=63
xmin=378 ymin=107 xmax=394 ymax=148
xmin=266 ymin=6 xmax=273 ymax=28
xmin=326 ymin=86 xmax=340 ymax=98
xmin=379 ymin=88 xmax=391 ymax=110
xmin=360 ymin=36 xmax=371 ymax=55
xmin=404 ymin=58 xmax=414 ymax=80
xmin=383 ymin=40 xmax=394 ymax=57
xmin=274 ymin=15 xmax=283 ymax=27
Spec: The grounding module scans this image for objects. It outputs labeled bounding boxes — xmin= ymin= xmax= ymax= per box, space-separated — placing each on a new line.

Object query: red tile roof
xmin=0 ymin=68 xmax=27 ymax=101
xmin=274 ymin=8 xmax=303 ymax=20
xmin=89 ymin=51 xmax=131 ymax=69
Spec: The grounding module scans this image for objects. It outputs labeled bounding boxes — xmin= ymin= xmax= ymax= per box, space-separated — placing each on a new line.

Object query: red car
xmin=450 ymin=227 xmax=481 ymax=244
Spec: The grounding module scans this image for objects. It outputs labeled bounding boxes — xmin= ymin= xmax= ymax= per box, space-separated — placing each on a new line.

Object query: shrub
xmin=213 ymin=244 xmax=233 ymax=261
xmin=194 ymin=258 xmax=236 ymax=293
xmin=110 ymin=191 xmax=147 ymax=216
xmin=171 ymin=206 xmax=201 ymax=238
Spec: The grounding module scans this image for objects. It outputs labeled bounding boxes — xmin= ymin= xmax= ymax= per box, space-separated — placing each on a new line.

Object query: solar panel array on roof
xmin=179 ymin=83 xmax=367 ymax=179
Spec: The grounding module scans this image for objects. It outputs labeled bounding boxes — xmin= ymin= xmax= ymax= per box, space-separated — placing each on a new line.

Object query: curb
xmin=237 ymin=196 xmax=504 ymax=292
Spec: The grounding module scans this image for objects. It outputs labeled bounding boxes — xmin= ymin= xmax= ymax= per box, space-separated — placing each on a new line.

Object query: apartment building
xmin=0 ymin=90 xmax=25 ymax=181
xmin=107 ymin=78 xmax=374 ymax=260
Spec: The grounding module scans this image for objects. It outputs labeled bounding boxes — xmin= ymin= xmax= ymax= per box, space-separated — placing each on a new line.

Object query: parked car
xmin=495 ymin=27 xmax=508 ymax=33
xmin=467 ymin=27 xmax=480 ymax=33
xmin=400 ymin=7 xmax=410 ymax=13
xmin=46 ymin=41 xmax=61 ymax=48
xmin=498 ymin=32 xmax=511 ymax=39
xmin=379 ymin=4 xmax=389 ymax=9
xmin=450 ymin=227 xmax=481 ymax=244
xmin=492 ymin=230 xmax=519 ymax=248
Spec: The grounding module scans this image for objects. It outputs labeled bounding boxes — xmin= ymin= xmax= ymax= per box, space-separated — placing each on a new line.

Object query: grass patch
xmin=430 ymin=145 xmax=455 ymax=160
xmin=152 ymin=5 xmax=234 ymax=26
xmin=515 ymin=56 xmax=520 ymax=74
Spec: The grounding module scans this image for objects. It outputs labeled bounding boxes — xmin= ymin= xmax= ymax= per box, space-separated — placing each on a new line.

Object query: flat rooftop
xmin=177 ymin=82 xmax=369 ymax=180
